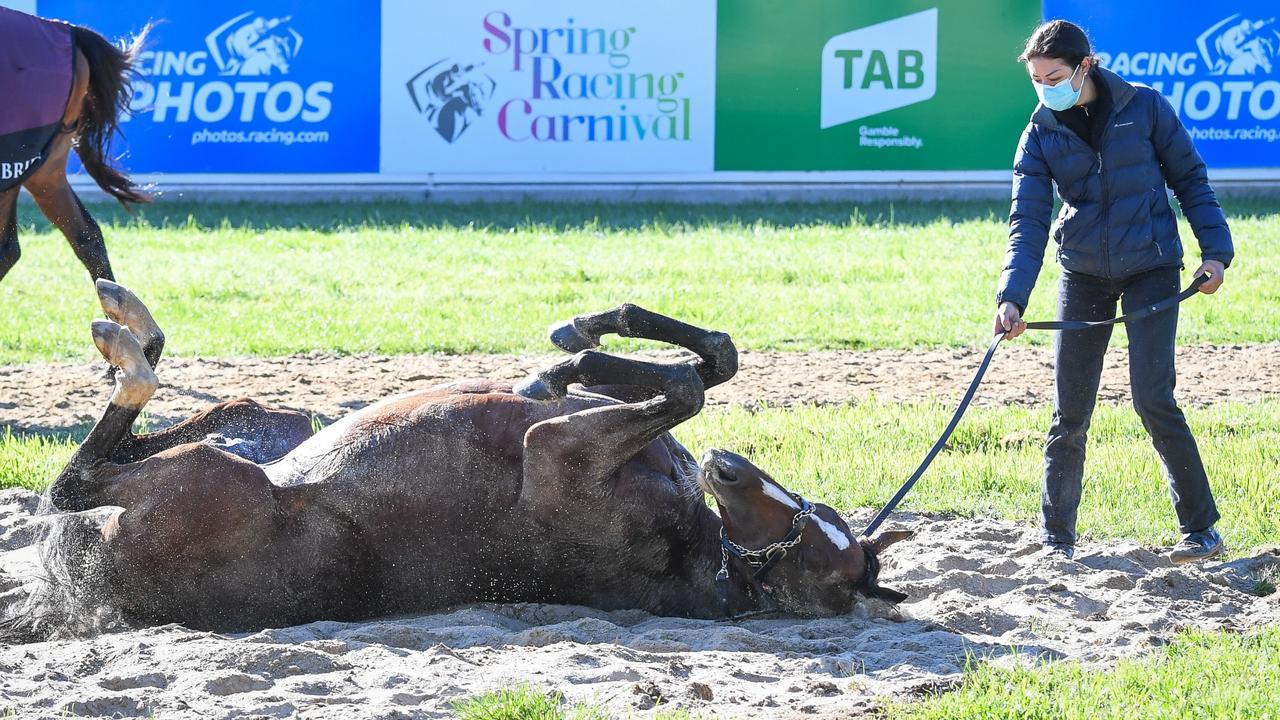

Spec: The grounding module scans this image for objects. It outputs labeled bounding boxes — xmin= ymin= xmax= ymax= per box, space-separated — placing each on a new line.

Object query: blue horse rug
xmin=0 ymin=6 xmax=74 ymax=192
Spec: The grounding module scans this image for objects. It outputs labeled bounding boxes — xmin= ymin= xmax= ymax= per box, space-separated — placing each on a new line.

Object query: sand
xmin=3 ymin=488 xmax=1277 ymax=719
xmin=2 ymin=342 xmax=1277 ymax=717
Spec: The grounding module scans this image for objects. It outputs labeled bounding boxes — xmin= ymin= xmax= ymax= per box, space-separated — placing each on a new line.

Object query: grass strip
xmin=3 ymin=200 xmax=1275 ymax=363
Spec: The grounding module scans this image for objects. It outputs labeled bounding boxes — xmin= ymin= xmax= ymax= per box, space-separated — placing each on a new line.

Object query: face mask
xmin=1033 ymin=64 xmax=1083 ymax=111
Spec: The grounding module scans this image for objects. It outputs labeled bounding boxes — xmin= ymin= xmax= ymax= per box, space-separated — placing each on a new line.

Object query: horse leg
xmin=48 ymin=320 xmax=155 ymax=512
xmin=83 ymin=280 xmax=310 ymax=464
xmin=517 ymin=349 xmax=708 ymax=520
xmin=113 ymin=398 xmax=314 ymax=465
xmin=23 ymin=131 xmax=114 ymax=282
xmin=0 ymin=188 xmax=18 ymax=282
xmin=547 ymin=304 xmax=738 ymax=389
xmin=95 ymin=279 xmax=163 ymax=368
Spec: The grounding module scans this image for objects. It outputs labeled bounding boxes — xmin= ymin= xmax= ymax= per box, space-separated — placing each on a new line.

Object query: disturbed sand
xmin=2 ymin=489 xmax=1278 ymax=719
xmin=1 ymin=343 xmax=1278 ymax=717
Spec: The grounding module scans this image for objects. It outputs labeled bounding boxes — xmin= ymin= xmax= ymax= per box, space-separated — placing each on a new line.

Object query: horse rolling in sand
xmin=5 ymin=282 xmax=912 ymax=639
xmin=0 ymin=7 xmax=149 ymax=286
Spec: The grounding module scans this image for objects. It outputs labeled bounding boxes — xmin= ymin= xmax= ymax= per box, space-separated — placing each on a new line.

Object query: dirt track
xmin=2 ymin=345 xmax=1279 ymax=717
xmin=2 ymin=489 xmax=1279 ymax=719
xmin=1 ymin=343 xmax=1276 ymax=434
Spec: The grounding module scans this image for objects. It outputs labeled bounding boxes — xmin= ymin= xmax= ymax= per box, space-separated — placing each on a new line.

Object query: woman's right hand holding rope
xmin=994 ymin=301 xmax=1027 ymax=339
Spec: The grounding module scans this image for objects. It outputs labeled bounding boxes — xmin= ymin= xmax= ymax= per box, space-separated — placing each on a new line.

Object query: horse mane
xmin=69 ymin=22 xmax=153 ymax=207
xmin=0 ymin=503 xmax=127 ymax=643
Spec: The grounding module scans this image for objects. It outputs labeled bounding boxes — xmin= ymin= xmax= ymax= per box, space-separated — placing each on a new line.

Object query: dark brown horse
xmin=7 ymin=282 xmax=912 ymax=638
xmin=0 ymin=7 xmax=149 ymax=286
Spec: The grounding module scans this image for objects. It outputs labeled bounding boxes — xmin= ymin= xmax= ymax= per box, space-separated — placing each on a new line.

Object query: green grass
xmin=451 ymin=684 xmax=704 ymax=720
xmin=1254 ymin=569 xmax=1278 ymax=597
xmin=891 ymin=627 xmax=1280 ymax=720
xmin=674 ymin=399 xmax=1280 ymax=550
xmin=0 ymin=428 xmax=75 ymax=493
xmin=2 ymin=199 xmax=1276 ymax=364
xmin=451 ymin=685 xmax=606 ymax=720
xmin=7 ymin=399 xmax=1278 ymax=551
xmin=411 ymin=630 xmax=1280 ymax=720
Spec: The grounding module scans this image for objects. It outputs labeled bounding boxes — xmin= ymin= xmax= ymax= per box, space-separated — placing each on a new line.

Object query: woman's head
xmin=1019 ymin=20 xmax=1096 ymax=109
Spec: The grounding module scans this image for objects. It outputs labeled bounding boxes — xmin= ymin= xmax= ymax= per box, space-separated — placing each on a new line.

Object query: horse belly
xmin=260 ymin=386 xmax=667 ymax=612
xmin=264 ymin=386 xmax=534 ymax=539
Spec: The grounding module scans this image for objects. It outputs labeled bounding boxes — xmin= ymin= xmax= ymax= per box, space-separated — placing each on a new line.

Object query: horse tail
xmin=70 ymin=23 xmax=153 ymax=207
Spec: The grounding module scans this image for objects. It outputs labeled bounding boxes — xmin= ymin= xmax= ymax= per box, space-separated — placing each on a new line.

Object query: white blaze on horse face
xmin=813 ymin=515 xmax=853 ymax=551
xmin=758 ymin=480 xmax=852 ymax=551
xmin=759 ymin=479 xmax=802 ymax=510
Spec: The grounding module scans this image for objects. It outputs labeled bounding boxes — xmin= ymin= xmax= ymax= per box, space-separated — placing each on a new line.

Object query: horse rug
xmin=0 ymin=6 xmax=74 ymax=192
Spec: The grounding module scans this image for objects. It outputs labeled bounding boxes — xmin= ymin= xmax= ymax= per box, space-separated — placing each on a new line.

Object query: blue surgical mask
xmin=1033 ymin=64 xmax=1083 ymax=111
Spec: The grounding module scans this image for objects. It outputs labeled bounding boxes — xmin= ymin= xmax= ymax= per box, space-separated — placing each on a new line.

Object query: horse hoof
xmin=95 ymin=279 xmax=160 ymax=341
xmin=90 ymin=320 xmax=129 ymax=362
xmin=549 ymin=319 xmax=598 ymax=353
xmin=91 ymin=319 xmax=149 ymax=369
xmin=95 ymin=279 xmax=128 ymax=317
xmin=513 ymin=376 xmax=560 ymax=401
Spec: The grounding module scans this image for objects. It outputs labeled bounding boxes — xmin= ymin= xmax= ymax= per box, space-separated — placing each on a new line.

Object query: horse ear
xmin=867 ymin=585 xmax=909 ymax=604
xmin=865 ymin=529 xmax=914 ymax=555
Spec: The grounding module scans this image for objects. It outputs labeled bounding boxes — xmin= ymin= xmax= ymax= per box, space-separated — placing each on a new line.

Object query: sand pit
xmin=3 ymin=488 xmax=1277 ymax=719
xmin=1 ymin=343 xmax=1277 ymax=436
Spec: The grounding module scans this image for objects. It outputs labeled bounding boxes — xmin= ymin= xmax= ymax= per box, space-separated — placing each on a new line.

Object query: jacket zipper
xmin=1093 ymin=103 xmax=1122 ymax=278
xmin=1042 ymin=72 xmax=1132 ymax=279
xmin=1098 ymin=150 xmax=1110 ymax=278
xmin=1044 ymin=125 xmax=1112 ymax=278
xmin=1150 ymin=189 xmax=1164 ymax=257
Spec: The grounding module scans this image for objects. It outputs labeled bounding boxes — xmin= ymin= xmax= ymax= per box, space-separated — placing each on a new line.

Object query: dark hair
xmin=1018 ymin=19 xmax=1093 ymax=66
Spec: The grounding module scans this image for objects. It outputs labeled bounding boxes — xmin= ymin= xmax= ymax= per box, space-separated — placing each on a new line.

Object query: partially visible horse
xmin=5 ymin=283 xmax=912 ymax=638
xmin=0 ymin=7 xmax=149 ymax=286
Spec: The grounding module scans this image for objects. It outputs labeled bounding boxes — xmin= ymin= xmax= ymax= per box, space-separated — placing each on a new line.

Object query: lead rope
xmin=861 ymin=273 xmax=1211 ymax=538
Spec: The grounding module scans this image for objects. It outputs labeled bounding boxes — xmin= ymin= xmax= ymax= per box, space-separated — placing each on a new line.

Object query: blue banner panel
xmin=39 ymin=0 xmax=379 ymax=172
xmin=1044 ymin=1 xmax=1280 ymax=168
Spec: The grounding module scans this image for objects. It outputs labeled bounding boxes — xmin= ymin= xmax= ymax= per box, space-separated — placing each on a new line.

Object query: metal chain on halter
xmin=720 ymin=499 xmax=815 ymax=569
xmin=716 ymin=497 xmax=817 ymax=619
xmin=717 ymin=544 xmax=731 ymax=582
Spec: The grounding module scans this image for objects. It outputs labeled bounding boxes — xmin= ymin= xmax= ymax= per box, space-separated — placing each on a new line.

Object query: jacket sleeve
xmin=996 ymin=124 xmax=1053 ymax=313
xmin=1150 ymin=90 xmax=1234 ymax=268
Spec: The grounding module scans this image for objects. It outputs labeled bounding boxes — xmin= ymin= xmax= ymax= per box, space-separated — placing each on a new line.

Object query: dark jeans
xmin=1042 ymin=266 xmax=1219 ymax=545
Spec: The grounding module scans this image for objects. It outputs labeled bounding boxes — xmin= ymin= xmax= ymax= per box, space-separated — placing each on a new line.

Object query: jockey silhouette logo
xmin=406 ymin=59 xmax=496 ymax=143
xmin=206 ymin=11 xmax=303 ymax=76
xmin=1197 ymin=14 xmax=1279 ymax=76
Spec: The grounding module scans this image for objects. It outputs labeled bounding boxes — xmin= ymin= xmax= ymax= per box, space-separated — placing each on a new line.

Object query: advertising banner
xmin=1045 ymin=1 xmax=1280 ymax=168
xmin=0 ymin=1 xmax=36 ymax=15
xmin=379 ymin=0 xmax=716 ymax=174
xmin=17 ymin=0 xmax=1274 ymax=180
xmin=38 ymin=0 xmax=380 ymax=173
xmin=715 ymin=0 xmax=1042 ymax=171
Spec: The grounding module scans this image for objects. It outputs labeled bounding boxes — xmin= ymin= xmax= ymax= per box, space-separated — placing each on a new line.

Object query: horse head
xmin=698 ymin=449 xmax=913 ymax=617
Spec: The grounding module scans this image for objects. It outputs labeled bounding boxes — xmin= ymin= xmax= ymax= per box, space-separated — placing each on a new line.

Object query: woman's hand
xmin=994 ymin=302 xmax=1027 ymax=339
xmin=1195 ymin=260 xmax=1226 ymax=294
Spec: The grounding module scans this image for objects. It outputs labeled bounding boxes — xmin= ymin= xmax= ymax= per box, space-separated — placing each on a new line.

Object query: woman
xmin=993 ymin=20 xmax=1233 ymax=563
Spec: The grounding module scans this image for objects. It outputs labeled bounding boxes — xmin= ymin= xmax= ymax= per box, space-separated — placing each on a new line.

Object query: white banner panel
xmin=380 ymin=0 xmax=716 ymax=174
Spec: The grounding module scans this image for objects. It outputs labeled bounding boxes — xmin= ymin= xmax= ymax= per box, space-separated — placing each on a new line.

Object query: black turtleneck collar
xmin=1052 ymin=66 xmax=1113 ymax=151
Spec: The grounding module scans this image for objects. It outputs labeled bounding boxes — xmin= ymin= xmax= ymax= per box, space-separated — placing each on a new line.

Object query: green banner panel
xmin=716 ymin=0 xmax=1043 ymax=170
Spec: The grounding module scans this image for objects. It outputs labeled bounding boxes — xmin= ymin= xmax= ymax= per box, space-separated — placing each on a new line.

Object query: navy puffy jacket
xmin=996 ymin=66 xmax=1234 ymax=312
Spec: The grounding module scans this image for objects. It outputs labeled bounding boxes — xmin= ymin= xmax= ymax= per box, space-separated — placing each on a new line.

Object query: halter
xmin=718 ymin=494 xmax=814 ymax=586
xmin=714 ymin=493 xmax=885 ymax=619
